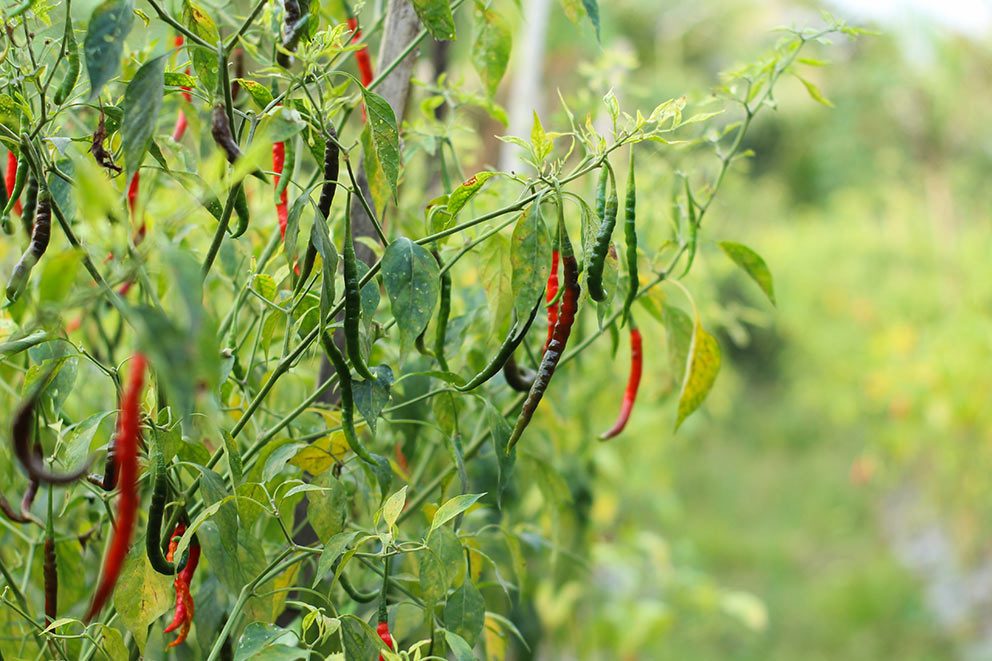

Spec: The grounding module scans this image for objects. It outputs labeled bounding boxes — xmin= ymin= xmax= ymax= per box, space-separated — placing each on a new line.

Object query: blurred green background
xmin=512 ymin=0 xmax=990 ymax=658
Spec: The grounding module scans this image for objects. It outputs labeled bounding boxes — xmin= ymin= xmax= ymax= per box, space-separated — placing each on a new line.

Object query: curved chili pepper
xmin=501 ymin=354 xmax=536 ymax=392
xmin=343 ymin=199 xmax=376 ymax=381
xmin=12 ymin=362 xmax=91 ymax=484
xmin=0 ymin=445 xmax=41 ymax=524
xmin=621 ymin=150 xmax=638 ymax=325
xmin=455 ymin=299 xmax=540 ymax=392
xmin=146 ymin=443 xmax=176 ymax=575
xmin=164 ymin=524 xmax=200 ymax=648
xmin=507 ymin=207 xmax=580 ymax=451
xmin=4 ymin=151 xmax=22 ymax=217
xmin=53 ymin=19 xmax=80 ymax=106
xmin=587 ymin=165 xmax=618 ymax=302
xmin=544 ymin=248 xmax=560 ymax=352
xmin=0 ymin=494 xmax=34 ymax=524
xmin=231 ymin=185 xmax=250 ymax=237
xmin=600 ymin=323 xmax=642 ymax=440
xmin=319 ymin=332 xmax=377 ymax=466
xmin=85 ymin=354 xmax=147 ymax=621
xmin=433 ymin=251 xmax=450 ymax=372
xmin=298 ymin=125 xmax=339 ymax=286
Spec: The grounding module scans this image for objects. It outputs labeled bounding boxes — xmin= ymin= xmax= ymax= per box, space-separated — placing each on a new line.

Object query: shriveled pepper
xmin=85 ymin=354 xmax=147 ymax=621
xmin=600 ymin=322 xmax=642 ymax=440
xmin=507 ymin=198 xmax=580 ymax=451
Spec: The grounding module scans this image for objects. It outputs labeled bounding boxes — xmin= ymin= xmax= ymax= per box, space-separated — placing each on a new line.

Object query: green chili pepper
xmin=433 ymin=250 xmax=451 ymax=372
xmin=587 ymin=164 xmax=617 ymax=302
xmin=455 ymin=298 xmax=541 ymax=392
xmin=319 ymin=331 xmax=376 ymax=465
xmin=230 ymin=185 xmax=250 ymax=238
xmin=343 ymin=200 xmax=376 ymax=381
xmin=20 ymin=173 xmax=37 ymax=238
xmin=621 ymin=149 xmax=637 ymax=326
xmin=1 ymin=153 xmax=28 ymax=232
xmin=53 ymin=20 xmax=80 ymax=106
xmin=145 ymin=442 xmax=176 ymax=576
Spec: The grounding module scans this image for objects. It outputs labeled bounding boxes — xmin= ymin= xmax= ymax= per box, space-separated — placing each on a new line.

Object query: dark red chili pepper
xmin=11 ymin=360 xmax=91 ymax=483
xmin=276 ymin=0 xmax=307 ymax=69
xmin=507 ymin=205 xmax=579 ymax=451
xmin=501 ymin=354 xmax=535 ymax=392
xmin=348 ymin=15 xmax=374 ymax=87
xmin=5 ymin=151 xmax=22 ymax=216
xmin=127 ymin=172 xmax=140 ymax=219
xmin=600 ymin=323 xmax=642 ymax=440
xmin=44 ymin=535 xmax=57 ymax=626
xmin=211 ymin=104 xmax=242 ymax=164
xmin=85 ymin=354 xmax=146 ymax=621
xmin=544 ymin=249 xmax=560 ymax=352
xmin=6 ymin=191 xmax=52 ymax=302
xmin=297 ymin=125 xmax=339 ymax=287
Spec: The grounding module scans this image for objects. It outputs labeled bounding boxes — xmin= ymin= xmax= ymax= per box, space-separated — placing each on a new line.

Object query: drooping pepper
xmin=587 ymin=164 xmax=618 ymax=302
xmin=85 ymin=354 xmax=147 ymax=621
xmin=52 ymin=15 xmax=80 ymax=106
xmin=621 ymin=149 xmax=638 ymax=325
xmin=146 ymin=441 xmax=177 ymax=575
xmin=544 ymin=248 xmax=560 ymax=352
xmin=507 ymin=198 xmax=580 ymax=451
xmin=297 ymin=124 xmax=339 ymax=286
xmin=163 ymin=522 xmax=200 ymax=648
xmin=272 ymin=140 xmax=289 ymax=238
xmin=6 ymin=191 xmax=52 ymax=302
xmin=4 ymin=151 xmax=22 ymax=217
xmin=343 ymin=196 xmax=376 ymax=381
xmin=600 ymin=322 xmax=643 ymax=440
xmin=171 ymin=36 xmax=192 ymax=142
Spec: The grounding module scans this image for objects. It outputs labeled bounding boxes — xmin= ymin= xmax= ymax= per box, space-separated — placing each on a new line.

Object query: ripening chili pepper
xmin=211 ymin=104 xmax=241 ymax=164
xmin=53 ymin=19 xmax=80 ymax=106
xmin=298 ymin=125 xmax=340 ymax=286
xmin=600 ymin=323 xmax=642 ymax=440
xmin=20 ymin=173 xmax=37 ymax=238
xmin=587 ymin=165 xmax=618 ymax=302
xmin=85 ymin=354 xmax=147 ymax=622
xmin=343 ymin=200 xmax=376 ymax=381
xmin=7 ymin=190 xmax=52 ymax=302
xmin=433 ymin=251 xmax=451 ymax=372
xmin=456 ymin=299 xmax=541 ymax=392
xmin=545 ymin=248 xmax=560 ymax=352
xmin=146 ymin=443 xmax=177 ymax=575
xmin=164 ymin=524 xmax=200 ymax=648
xmin=502 ymin=354 xmax=536 ymax=392
xmin=5 ymin=151 xmax=21 ymax=217
xmin=507 ymin=203 xmax=580 ymax=451
xmin=320 ymin=332 xmax=377 ymax=466
xmin=621 ymin=151 xmax=638 ymax=325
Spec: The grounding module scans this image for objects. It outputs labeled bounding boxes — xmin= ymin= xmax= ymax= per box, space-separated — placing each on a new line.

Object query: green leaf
xmin=312 ymin=531 xmax=358 ymax=588
xmin=472 ymin=5 xmax=511 ymax=97
xmin=719 ymin=241 xmax=776 ymax=305
xmin=163 ymin=71 xmax=197 ymax=88
xmin=443 ymin=581 xmax=486 ymax=646
xmin=233 ymin=622 xmax=303 ymax=660
xmin=361 ymin=89 xmax=399 ymax=201
xmin=307 ymin=472 xmax=352 ymax=541
xmin=340 ymin=616 xmax=380 ymax=660
xmin=797 ymin=75 xmax=835 ymax=107
xmin=431 ymin=493 xmax=484 ymax=533
xmin=443 ymin=629 xmax=477 ymax=661
xmin=84 ymin=0 xmax=135 ymax=99
xmin=581 ymin=0 xmax=601 ymax=40
xmin=353 ymin=364 xmax=394 ymax=433
xmin=112 ymin=542 xmax=172 ymax=652
xmin=675 ymin=319 xmax=721 ymax=430
xmin=381 ymin=237 xmax=440 ymax=352
xmin=182 ymin=0 xmax=220 ymax=94
xmin=122 ymin=54 xmax=166 ymax=182
xmin=662 ymin=305 xmax=693 ymax=388
xmin=412 ymin=0 xmax=456 ymax=40
xmin=510 ymin=203 xmax=551 ymax=320
xmin=478 ymin=232 xmax=513 ymax=339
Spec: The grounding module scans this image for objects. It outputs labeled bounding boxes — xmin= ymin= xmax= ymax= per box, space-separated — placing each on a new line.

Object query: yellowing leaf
xmin=675 ymin=319 xmax=721 ymax=429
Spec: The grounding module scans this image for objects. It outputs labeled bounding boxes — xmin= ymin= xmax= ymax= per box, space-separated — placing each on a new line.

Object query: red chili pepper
xmin=5 ymin=151 xmax=22 ymax=216
xmin=127 ymin=172 xmax=140 ymax=220
xmin=377 ymin=620 xmax=394 ymax=660
xmin=273 ymin=141 xmax=288 ymax=238
xmin=347 ymin=14 xmax=374 ymax=121
xmin=600 ymin=324 xmax=642 ymax=440
xmin=164 ymin=522 xmax=201 ymax=648
xmin=171 ymin=35 xmax=192 ymax=142
xmin=544 ymin=249 xmax=560 ymax=352
xmin=85 ymin=354 xmax=146 ymax=621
